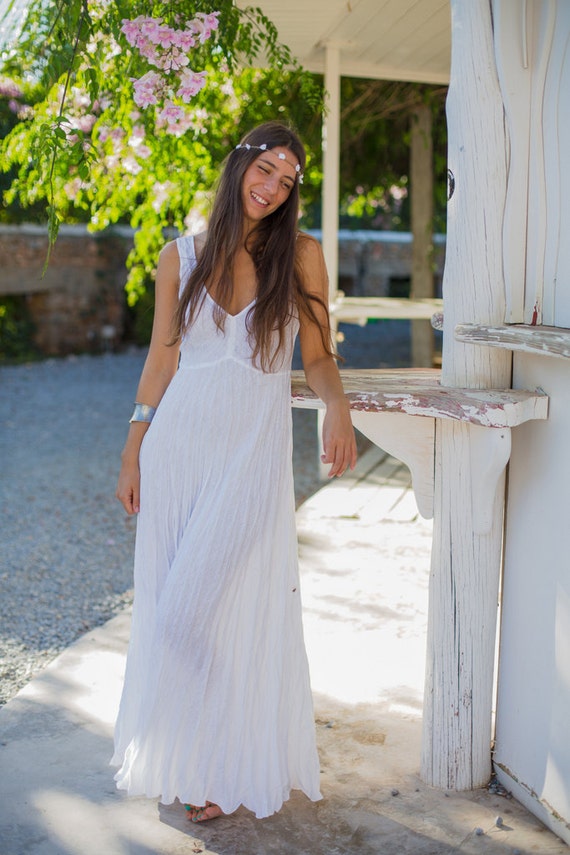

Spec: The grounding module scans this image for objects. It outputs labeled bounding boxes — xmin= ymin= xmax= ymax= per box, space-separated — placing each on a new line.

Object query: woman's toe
xmin=193 ymin=801 xmax=222 ymax=822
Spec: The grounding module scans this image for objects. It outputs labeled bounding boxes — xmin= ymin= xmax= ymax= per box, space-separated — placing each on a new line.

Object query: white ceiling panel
xmin=237 ymin=0 xmax=450 ymax=83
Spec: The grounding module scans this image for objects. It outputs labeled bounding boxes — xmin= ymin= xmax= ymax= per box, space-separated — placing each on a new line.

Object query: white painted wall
xmin=495 ymin=352 xmax=570 ymax=845
xmin=494 ymin=0 xmax=570 ymax=326
xmin=491 ymin=2 xmax=570 ymax=841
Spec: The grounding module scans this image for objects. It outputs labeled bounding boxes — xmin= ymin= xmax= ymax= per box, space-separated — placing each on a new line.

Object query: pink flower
xmin=151 ymin=181 xmax=175 ymax=212
xmin=76 ymin=114 xmax=96 ymax=133
xmin=177 ymin=69 xmax=207 ymax=102
xmin=121 ymin=13 xmax=215 ymax=112
xmin=156 ymin=101 xmax=194 ymax=137
xmin=133 ymin=86 xmax=157 ymax=109
xmin=136 ymin=144 xmax=152 ymax=160
xmin=139 ymin=17 xmax=163 ymax=43
xmin=164 ymin=114 xmax=194 ymax=137
xmin=16 ymin=104 xmax=34 ymax=120
xmin=156 ymin=26 xmax=176 ymax=48
xmin=123 ymin=155 xmax=142 ymax=175
xmin=190 ymin=12 xmax=220 ymax=44
xmin=104 ymin=154 xmax=120 ymax=170
xmin=121 ymin=18 xmax=142 ymax=46
xmin=132 ymin=71 xmax=163 ymax=108
xmin=71 ymin=88 xmax=90 ymax=111
xmin=171 ymin=30 xmax=196 ymax=51
xmin=158 ymin=100 xmax=185 ymax=124
xmin=64 ymin=177 xmax=83 ymax=199
xmin=161 ymin=48 xmax=190 ymax=72
xmin=129 ymin=125 xmax=146 ymax=147
xmin=138 ymin=41 xmax=162 ymax=67
xmin=0 ymin=78 xmax=23 ymax=99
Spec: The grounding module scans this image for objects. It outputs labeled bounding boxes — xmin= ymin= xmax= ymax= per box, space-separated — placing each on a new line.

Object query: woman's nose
xmin=263 ymin=173 xmax=279 ymax=192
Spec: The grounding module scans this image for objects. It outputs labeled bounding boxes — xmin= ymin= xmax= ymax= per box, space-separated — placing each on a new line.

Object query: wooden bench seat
xmin=291 ymin=368 xmax=548 ymax=523
xmin=291 ymin=368 xmax=549 ymax=428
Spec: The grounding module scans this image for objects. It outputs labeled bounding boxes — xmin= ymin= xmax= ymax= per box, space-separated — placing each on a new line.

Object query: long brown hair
xmin=171 ymin=121 xmax=334 ymax=371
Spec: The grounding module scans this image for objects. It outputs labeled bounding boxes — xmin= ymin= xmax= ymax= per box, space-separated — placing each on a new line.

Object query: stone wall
xmin=0 ymin=224 xmax=132 ymax=355
xmin=0 ymin=225 xmax=446 ymax=356
xmin=313 ymin=229 xmax=446 ymax=298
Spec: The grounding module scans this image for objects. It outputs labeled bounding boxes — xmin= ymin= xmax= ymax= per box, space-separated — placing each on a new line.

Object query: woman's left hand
xmin=320 ymin=399 xmax=358 ymax=477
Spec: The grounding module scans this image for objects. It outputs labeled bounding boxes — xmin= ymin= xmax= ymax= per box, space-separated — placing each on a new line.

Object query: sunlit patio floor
xmin=0 ymin=446 xmax=565 ymax=854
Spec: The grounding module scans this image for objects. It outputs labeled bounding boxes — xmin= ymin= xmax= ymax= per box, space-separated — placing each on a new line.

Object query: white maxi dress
xmin=112 ymin=235 xmax=322 ymax=818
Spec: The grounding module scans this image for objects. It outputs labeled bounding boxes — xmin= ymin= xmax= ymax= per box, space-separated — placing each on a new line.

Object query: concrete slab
xmin=0 ymin=449 xmax=566 ymax=854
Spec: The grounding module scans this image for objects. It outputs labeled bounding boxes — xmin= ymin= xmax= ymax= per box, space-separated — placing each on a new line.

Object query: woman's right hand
xmin=116 ymin=459 xmax=141 ymax=515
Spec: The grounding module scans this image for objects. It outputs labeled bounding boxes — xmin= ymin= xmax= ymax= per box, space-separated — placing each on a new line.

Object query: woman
xmin=113 ymin=121 xmax=357 ymax=822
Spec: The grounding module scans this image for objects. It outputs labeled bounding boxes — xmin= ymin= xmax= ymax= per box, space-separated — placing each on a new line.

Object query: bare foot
xmin=185 ymin=801 xmax=223 ymax=822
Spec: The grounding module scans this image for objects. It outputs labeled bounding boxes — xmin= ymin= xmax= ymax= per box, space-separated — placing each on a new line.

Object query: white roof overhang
xmin=236 ymin=0 xmax=450 ymax=84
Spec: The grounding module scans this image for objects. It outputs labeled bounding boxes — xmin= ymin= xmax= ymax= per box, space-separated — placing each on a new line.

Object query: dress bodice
xmin=176 ymin=235 xmax=298 ymax=375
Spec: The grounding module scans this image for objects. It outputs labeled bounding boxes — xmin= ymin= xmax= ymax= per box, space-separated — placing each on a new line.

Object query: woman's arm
xmin=116 ymin=240 xmax=181 ymax=514
xmin=297 ymin=235 xmax=357 ymax=478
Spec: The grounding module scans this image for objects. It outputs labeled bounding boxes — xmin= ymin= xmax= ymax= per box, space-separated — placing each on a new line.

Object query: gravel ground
xmin=0 ymin=320 xmax=417 ymax=706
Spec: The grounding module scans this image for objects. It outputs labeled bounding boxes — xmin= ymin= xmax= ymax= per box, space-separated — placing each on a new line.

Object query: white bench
xmin=291 ymin=367 xmax=548 ymax=526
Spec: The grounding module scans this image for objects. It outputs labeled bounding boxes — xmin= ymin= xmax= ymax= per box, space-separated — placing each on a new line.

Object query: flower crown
xmin=234 ymin=142 xmax=304 ymax=183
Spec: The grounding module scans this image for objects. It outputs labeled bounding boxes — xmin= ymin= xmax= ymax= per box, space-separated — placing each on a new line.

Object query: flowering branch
xmin=122 ymin=12 xmax=219 ymax=133
xmin=0 ymin=0 xmax=323 ymax=288
xmin=43 ymin=0 xmax=90 ymax=266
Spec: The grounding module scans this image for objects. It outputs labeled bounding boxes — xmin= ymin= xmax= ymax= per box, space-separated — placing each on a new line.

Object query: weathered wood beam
xmin=456 ymin=323 xmax=570 ymax=359
xmin=291 ymin=369 xmax=548 ymax=428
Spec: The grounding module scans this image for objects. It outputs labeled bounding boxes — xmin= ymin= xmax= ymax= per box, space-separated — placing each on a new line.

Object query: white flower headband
xmin=234 ymin=142 xmax=304 ymax=183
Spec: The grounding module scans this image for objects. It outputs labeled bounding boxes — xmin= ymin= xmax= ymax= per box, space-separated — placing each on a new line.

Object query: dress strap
xmin=176 ymin=234 xmax=197 ymax=260
xmin=176 ymin=235 xmax=198 ymax=297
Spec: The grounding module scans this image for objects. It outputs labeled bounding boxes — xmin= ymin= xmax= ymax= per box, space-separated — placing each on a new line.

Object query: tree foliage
xmin=0 ymin=1 xmax=447 ymax=304
xmin=339 ymin=77 xmax=447 ymax=232
xmin=0 ymin=0 xmax=322 ymax=297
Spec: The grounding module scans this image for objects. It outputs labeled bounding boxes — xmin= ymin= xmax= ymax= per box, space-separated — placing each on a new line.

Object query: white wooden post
xmin=421 ymin=0 xmax=512 ymax=789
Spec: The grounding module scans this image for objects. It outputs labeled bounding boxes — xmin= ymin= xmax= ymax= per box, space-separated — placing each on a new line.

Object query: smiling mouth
xmin=250 ymin=191 xmax=269 ymax=207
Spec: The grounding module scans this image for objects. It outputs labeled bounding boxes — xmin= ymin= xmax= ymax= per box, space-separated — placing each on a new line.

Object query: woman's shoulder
xmin=295 ymin=231 xmax=325 ymax=270
xmin=152 ymin=241 xmax=182 ymax=298
xmin=295 ymin=231 xmax=324 ymax=260
xmin=159 ymin=239 xmax=180 ymax=258
xmin=157 ymin=239 xmax=180 ymax=272
xmin=295 ymin=230 xmax=320 ymax=251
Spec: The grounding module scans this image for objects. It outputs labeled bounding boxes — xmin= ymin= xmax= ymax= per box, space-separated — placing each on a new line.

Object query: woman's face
xmin=241 ymin=146 xmax=300 ymax=225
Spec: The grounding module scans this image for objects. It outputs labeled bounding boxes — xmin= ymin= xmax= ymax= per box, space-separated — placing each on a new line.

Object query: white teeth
xmin=251 ymin=192 xmax=269 ymax=206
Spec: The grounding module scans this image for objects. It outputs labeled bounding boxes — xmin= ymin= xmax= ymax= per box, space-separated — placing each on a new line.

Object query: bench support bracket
xmin=350 ymin=411 xmax=435 ymax=520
